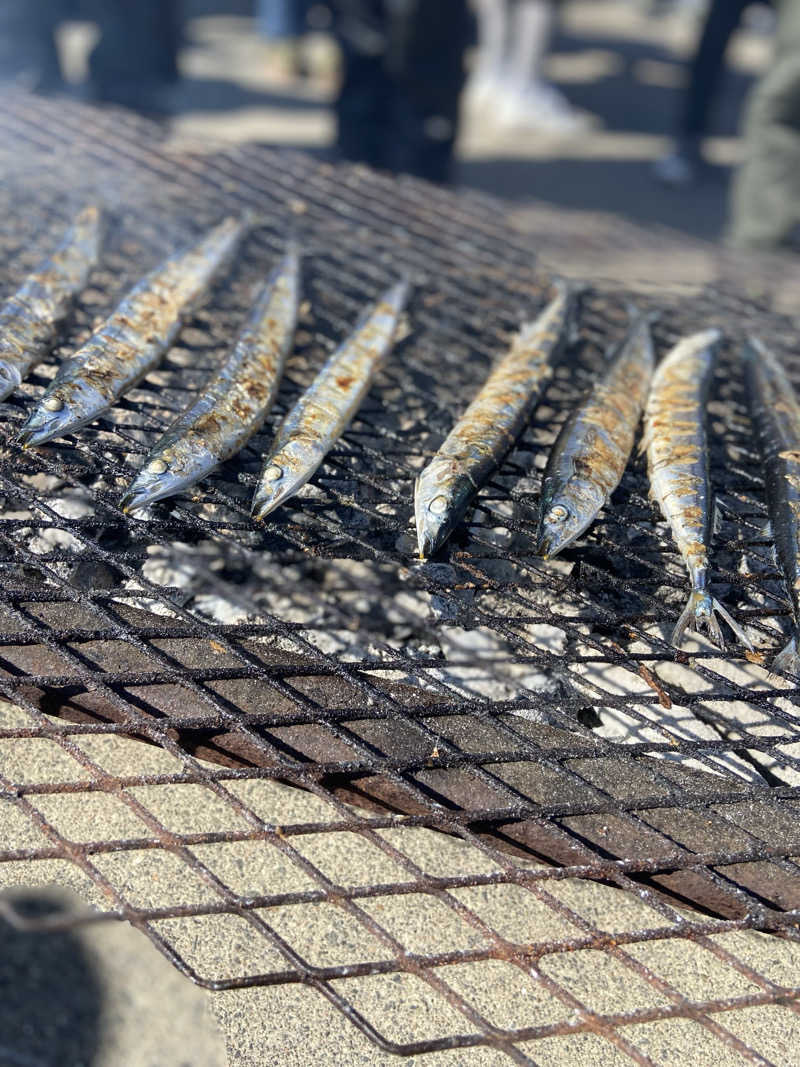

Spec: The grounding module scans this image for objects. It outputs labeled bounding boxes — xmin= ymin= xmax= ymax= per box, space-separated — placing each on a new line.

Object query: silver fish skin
xmin=119 ymin=244 xmax=300 ymax=513
xmin=18 ymin=215 xmax=248 ymax=448
xmin=536 ymin=311 xmax=654 ymax=560
xmin=0 ymin=204 xmax=103 ymax=401
xmin=743 ymin=337 xmax=800 ymax=674
xmin=414 ymin=280 xmax=580 ymax=559
xmin=251 ymin=279 xmax=409 ymax=521
xmin=642 ymin=327 xmax=750 ymax=649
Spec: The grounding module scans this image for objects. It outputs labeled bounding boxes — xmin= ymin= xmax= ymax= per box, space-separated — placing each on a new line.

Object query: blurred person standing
xmin=84 ymin=0 xmax=182 ymax=112
xmin=0 ymin=0 xmax=67 ymax=92
xmin=729 ymin=0 xmax=800 ymax=249
xmin=330 ymin=0 xmax=472 ymax=183
xmin=257 ymin=0 xmax=311 ymax=79
xmin=466 ymin=0 xmax=588 ymax=133
xmin=653 ymin=0 xmax=773 ymax=186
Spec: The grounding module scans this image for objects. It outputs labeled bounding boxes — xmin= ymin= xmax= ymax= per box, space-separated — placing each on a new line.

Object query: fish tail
xmin=671 ymin=591 xmax=716 ymax=648
xmin=670 ymin=591 xmax=752 ymax=651
xmin=710 ymin=597 xmax=753 ymax=651
xmin=773 ymin=635 xmax=800 ymax=677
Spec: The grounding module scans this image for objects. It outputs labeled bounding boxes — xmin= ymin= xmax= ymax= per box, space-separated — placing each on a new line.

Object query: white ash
xmin=18 ymin=484 xmax=94 ymax=564
xmin=45 ymin=491 xmax=94 ymax=521
xmin=140 ymin=546 xmax=198 ymax=592
xmin=21 ymin=472 xmax=66 ymax=494
xmin=655 ymin=636 xmax=800 ymax=787
xmin=27 ymin=527 xmax=85 ymax=557
xmin=190 ymin=593 xmax=252 ymax=626
xmin=569 ymin=630 xmax=767 ymax=784
xmin=123 ymin=545 xmax=200 ymax=617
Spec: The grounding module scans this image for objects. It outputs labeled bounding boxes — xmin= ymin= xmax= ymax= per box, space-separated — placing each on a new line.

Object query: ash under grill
xmin=1 ymin=90 xmax=799 ymax=1064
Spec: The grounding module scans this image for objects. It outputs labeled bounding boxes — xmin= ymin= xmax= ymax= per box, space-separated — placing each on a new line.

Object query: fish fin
xmin=548 ymin=277 xmax=588 ymax=344
xmin=773 ymin=635 xmax=800 ymax=676
xmin=671 ymin=592 xmax=706 ymax=648
xmin=712 ymin=500 xmax=722 ymax=536
xmin=711 ymin=598 xmax=753 ymax=651
xmin=714 ymin=496 xmax=744 ymax=523
xmin=670 ymin=592 xmax=752 ymax=651
xmin=637 ymin=424 xmax=652 ymax=456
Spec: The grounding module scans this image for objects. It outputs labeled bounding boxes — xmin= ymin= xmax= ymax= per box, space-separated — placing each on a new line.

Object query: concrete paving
xmin=2 ymin=723 xmax=800 ymax=1066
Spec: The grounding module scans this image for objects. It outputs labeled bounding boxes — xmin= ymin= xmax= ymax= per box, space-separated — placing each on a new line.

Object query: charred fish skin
xmin=414 ymin=280 xmax=581 ymax=559
xmin=536 ymin=311 xmax=655 ymax=560
xmin=251 ymin=279 xmax=409 ymax=521
xmin=119 ymin=243 xmax=301 ymax=513
xmin=642 ymin=327 xmax=750 ymax=649
xmin=0 ymin=204 xmax=103 ymax=401
xmin=743 ymin=337 xmax=800 ymax=674
xmin=17 ymin=215 xmax=248 ymax=449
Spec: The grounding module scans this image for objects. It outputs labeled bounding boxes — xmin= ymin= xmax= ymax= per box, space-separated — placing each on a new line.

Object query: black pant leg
xmin=0 ymin=0 xmax=64 ymax=90
xmin=681 ymin=0 xmax=752 ymax=139
xmin=387 ymin=0 xmax=471 ymax=183
xmin=331 ymin=0 xmax=394 ymax=169
xmin=86 ymin=0 xmax=181 ymax=105
xmin=332 ymin=0 xmax=471 ymax=183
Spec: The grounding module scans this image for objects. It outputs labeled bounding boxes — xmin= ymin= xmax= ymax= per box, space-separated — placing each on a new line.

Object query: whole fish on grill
xmin=743 ymin=337 xmax=800 ymax=674
xmin=414 ymin=280 xmax=581 ymax=559
xmin=18 ymin=215 xmax=248 ymax=448
xmin=642 ymin=328 xmax=750 ymax=649
xmin=120 ymin=243 xmax=300 ymax=513
xmin=251 ymin=279 xmax=409 ymax=521
xmin=0 ymin=204 xmax=103 ymax=401
xmin=536 ymin=310 xmax=654 ymax=559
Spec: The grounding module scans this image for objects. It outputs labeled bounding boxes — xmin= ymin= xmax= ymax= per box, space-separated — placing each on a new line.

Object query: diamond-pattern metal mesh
xmin=0 ymin=90 xmax=799 ymax=1064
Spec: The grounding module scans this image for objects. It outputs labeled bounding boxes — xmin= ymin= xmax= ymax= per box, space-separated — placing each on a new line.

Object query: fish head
xmin=414 ymin=458 xmax=472 ymax=559
xmin=18 ymin=389 xmax=81 ymax=448
xmin=251 ymin=437 xmax=323 ymax=521
xmin=535 ymin=477 xmax=604 ymax=559
xmin=120 ymin=439 xmax=218 ymax=514
xmin=18 ymin=377 xmax=106 ymax=448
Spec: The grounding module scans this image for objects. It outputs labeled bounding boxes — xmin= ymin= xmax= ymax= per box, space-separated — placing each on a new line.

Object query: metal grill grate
xmin=1 ymin=89 xmax=799 ymax=1064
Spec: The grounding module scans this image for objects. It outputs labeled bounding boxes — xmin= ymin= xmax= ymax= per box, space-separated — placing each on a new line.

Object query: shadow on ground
xmin=0 ymin=891 xmax=101 ymax=1067
xmin=164 ymin=76 xmax=327 ymax=115
xmin=458 ymin=156 xmax=731 ymax=240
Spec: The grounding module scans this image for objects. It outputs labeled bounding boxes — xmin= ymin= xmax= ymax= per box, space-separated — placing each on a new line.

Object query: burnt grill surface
xmin=0 ymin=91 xmax=799 ymax=1063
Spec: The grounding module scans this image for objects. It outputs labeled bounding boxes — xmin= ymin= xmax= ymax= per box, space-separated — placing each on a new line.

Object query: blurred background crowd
xmin=0 ymin=0 xmax=797 ymax=254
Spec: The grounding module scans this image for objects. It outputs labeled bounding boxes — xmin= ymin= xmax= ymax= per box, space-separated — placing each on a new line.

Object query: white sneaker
xmin=495 ymin=82 xmax=592 ymax=135
xmin=463 ymin=72 xmax=503 ymax=113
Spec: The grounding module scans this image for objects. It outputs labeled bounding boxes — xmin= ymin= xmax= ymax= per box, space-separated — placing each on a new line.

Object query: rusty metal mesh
xmin=0 ymin=90 xmax=799 ymax=1064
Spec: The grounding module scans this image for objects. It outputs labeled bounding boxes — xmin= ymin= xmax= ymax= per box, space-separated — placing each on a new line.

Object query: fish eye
xmin=428 ymin=495 xmax=448 ymax=516
xmin=263 ymin=464 xmax=283 ymax=482
xmin=147 ymin=458 xmax=168 ymax=474
xmin=547 ymin=504 xmax=569 ymax=523
xmin=43 ymin=396 xmax=64 ymax=412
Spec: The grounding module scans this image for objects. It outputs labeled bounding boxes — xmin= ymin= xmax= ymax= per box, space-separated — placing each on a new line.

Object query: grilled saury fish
xmin=536 ymin=310 xmax=654 ymax=559
xmin=18 ymin=215 xmax=248 ymax=448
xmin=0 ymin=204 xmax=102 ymax=401
xmin=415 ymin=280 xmax=580 ymax=558
xmin=120 ymin=243 xmax=300 ymax=513
xmin=743 ymin=337 xmax=800 ymax=674
xmin=251 ymin=279 xmax=408 ymax=520
xmin=642 ymin=327 xmax=750 ymax=649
